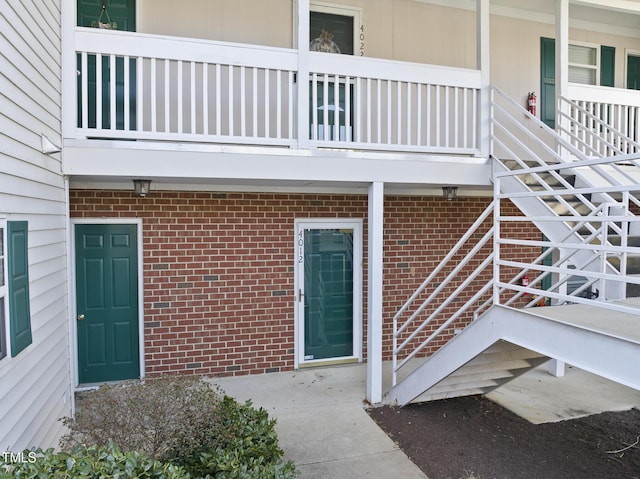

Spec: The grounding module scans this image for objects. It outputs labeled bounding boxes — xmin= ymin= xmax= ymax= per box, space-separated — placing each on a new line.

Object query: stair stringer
xmin=387 ymin=304 xmax=640 ymax=406
xmin=494 ymin=160 xmax=625 ymax=299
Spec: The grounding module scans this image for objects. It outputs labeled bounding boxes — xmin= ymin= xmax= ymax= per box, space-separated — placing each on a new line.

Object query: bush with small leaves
xmin=60 ymin=375 xmax=297 ymax=478
xmin=0 ymin=442 xmax=190 ymax=479
xmin=61 ymin=375 xmax=224 ymax=463
xmin=183 ymin=396 xmax=297 ymax=478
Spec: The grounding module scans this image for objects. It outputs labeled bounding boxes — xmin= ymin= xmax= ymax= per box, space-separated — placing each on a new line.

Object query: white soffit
xmin=413 ymin=0 xmax=640 ymax=38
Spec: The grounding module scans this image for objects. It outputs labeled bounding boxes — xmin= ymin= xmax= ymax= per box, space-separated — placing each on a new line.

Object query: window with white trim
xmin=310 ymin=2 xmax=363 ymax=56
xmin=569 ymin=43 xmax=599 ymax=85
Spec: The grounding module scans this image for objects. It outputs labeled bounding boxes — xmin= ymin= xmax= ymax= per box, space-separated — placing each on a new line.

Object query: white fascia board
xmin=63 ymin=142 xmax=491 ymax=188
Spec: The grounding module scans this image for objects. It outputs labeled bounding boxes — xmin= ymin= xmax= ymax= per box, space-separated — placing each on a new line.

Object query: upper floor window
xmin=569 ymin=43 xmax=598 ymax=85
xmin=310 ymin=3 xmax=363 ymax=56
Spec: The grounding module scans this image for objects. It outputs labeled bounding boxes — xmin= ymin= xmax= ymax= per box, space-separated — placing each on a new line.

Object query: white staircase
xmin=389 ymin=303 xmax=640 ymax=406
xmin=386 ymin=87 xmax=640 ymax=406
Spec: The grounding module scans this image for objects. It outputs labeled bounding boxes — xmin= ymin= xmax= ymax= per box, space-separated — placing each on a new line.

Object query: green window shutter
xmin=8 ymin=221 xmax=32 ymax=357
xmin=540 ymin=37 xmax=556 ymax=129
xmin=600 ymin=46 xmax=615 ymax=87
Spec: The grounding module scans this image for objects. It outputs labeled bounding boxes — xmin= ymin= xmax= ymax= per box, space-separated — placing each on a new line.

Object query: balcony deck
xmin=63 ymin=28 xmax=494 ymax=189
xmin=63 ymin=28 xmax=640 ymax=191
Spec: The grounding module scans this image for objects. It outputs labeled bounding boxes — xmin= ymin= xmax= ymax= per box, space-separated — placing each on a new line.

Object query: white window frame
xmin=568 ymin=40 xmax=600 ymax=86
xmin=310 ymin=2 xmax=364 ymax=56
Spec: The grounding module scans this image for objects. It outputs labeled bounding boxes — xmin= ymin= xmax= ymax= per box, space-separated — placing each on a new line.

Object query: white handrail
xmin=390 ymin=87 xmax=640 ymax=392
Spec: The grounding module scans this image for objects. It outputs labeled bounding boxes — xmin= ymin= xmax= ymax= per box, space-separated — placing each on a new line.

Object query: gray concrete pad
xmin=210 ymin=362 xmax=640 ymax=478
xmin=209 ymin=364 xmax=427 ymax=479
xmin=486 ymin=363 xmax=640 ymax=424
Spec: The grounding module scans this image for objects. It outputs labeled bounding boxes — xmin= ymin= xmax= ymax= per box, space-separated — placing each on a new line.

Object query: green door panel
xmin=310 ymin=81 xmax=354 ymax=140
xmin=77 ymin=0 xmax=136 ymax=130
xmin=76 ymin=224 xmax=139 ymax=383
xmin=78 ymin=0 xmax=136 ymax=31
xmin=627 ymin=55 xmax=640 ymax=90
xmin=303 ymin=229 xmax=354 ymax=360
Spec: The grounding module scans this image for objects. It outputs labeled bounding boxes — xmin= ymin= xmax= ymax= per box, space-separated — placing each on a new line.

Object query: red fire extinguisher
xmin=522 ymin=274 xmax=529 ymax=296
xmin=527 ymin=92 xmax=537 ymax=116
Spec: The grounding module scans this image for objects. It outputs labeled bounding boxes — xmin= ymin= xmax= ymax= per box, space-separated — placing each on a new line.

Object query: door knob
xmin=77 ymin=314 xmax=85 ymax=321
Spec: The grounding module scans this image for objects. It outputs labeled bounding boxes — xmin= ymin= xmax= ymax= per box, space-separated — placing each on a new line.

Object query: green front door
xmin=77 ymin=0 xmax=136 ymax=130
xmin=75 ymin=224 xmax=140 ymax=383
xmin=627 ymin=54 xmax=640 ymax=90
xmin=297 ymin=221 xmax=362 ymax=364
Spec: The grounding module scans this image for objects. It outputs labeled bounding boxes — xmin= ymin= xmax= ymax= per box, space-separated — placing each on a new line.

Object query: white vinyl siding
xmin=0 ymin=0 xmax=72 ymax=450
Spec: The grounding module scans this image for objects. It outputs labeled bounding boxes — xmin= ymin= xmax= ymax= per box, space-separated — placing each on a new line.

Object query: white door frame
xmin=294 ymin=218 xmax=363 ymax=368
xmin=70 ymin=218 xmax=145 ymax=387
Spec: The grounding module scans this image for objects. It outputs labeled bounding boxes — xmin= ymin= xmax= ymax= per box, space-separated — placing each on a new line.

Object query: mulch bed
xmin=368 ymin=396 xmax=640 ymax=479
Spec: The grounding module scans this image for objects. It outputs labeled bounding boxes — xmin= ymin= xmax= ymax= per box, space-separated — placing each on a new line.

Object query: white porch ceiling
xmin=419 ymin=0 xmax=640 ymax=34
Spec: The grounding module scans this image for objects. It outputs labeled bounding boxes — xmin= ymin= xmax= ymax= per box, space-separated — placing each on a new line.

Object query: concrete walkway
xmin=211 ymin=363 xmax=640 ymax=479
xmin=211 ymin=364 xmax=427 ymax=479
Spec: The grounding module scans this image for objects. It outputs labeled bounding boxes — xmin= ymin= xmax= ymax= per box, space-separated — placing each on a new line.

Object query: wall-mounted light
xmin=133 ymin=179 xmax=152 ymax=197
xmin=442 ymin=186 xmax=458 ymax=201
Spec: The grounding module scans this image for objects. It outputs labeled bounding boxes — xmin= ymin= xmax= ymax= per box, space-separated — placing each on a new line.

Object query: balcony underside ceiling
xmin=427 ymin=0 xmax=640 ymax=32
xmin=64 ymin=140 xmax=492 ymax=196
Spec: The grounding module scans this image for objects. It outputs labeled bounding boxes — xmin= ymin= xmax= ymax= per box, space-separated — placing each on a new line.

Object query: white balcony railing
xmin=563 ymin=84 xmax=640 ymax=157
xmin=72 ymin=28 xmax=482 ymax=155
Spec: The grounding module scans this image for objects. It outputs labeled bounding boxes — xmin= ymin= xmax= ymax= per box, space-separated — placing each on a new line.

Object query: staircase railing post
xmin=493 ymin=172 xmax=500 ymax=306
xmin=392 ymin=317 xmax=397 ymax=387
xmin=622 ymin=191 xmax=629 ymax=280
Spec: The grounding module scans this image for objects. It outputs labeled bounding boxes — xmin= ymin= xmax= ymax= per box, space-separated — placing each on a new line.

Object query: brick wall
xmin=70 ymin=190 xmax=537 ymax=377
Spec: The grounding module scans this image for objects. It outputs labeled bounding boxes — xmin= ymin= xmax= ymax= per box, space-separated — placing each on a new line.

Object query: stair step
xmin=606 ymin=235 xmax=640 ymax=248
xmin=411 ymin=386 xmax=495 ymax=403
xmin=524 ymin=174 xmax=575 ymax=189
xmin=608 ymin=255 xmax=640 ymax=275
xmin=448 ymin=358 xmax=542 ymax=377
xmin=542 ymin=199 xmax=593 ymax=216
xmin=414 ymin=387 xmax=491 ymax=402
xmin=457 ymin=343 xmax=544 ymax=366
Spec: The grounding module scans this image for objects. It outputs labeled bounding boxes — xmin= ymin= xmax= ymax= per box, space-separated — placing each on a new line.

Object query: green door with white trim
xmin=75 ymin=224 xmax=140 ymax=383
xmin=296 ymin=221 xmax=361 ymax=363
xmin=77 ymin=0 xmax=136 ymax=130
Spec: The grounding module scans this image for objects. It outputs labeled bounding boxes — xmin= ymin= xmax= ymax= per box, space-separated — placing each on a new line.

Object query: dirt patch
xmin=368 ymin=396 xmax=640 ymax=479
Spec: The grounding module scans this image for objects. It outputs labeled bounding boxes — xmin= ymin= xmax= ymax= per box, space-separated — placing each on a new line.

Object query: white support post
xmin=367 ymin=182 xmax=384 ymax=404
xmin=61 ymin=0 xmax=77 ymax=140
xmin=548 ymin=359 xmax=566 ymax=377
xmin=556 ymin=0 xmax=571 ymax=159
xmin=296 ymin=0 xmax=311 ymax=149
xmin=477 ymin=0 xmax=491 ymax=159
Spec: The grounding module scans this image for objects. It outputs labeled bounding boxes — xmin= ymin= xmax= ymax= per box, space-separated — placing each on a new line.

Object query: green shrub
xmin=0 ymin=442 xmax=190 ymax=478
xmin=61 ymin=375 xmax=224 ymax=462
xmin=60 ymin=375 xmax=297 ymax=479
xmin=184 ymin=396 xmax=297 ymax=478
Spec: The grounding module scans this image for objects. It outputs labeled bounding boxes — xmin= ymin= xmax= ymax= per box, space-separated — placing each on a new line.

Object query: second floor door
xmin=77 ymin=0 xmax=137 ymax=131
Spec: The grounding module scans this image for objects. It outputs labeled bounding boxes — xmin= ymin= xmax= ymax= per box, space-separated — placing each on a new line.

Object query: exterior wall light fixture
xmin=133 ymin=179 xmax=152 ymax=197
xmin=442 ymin=186 xmax=458 ymax=201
